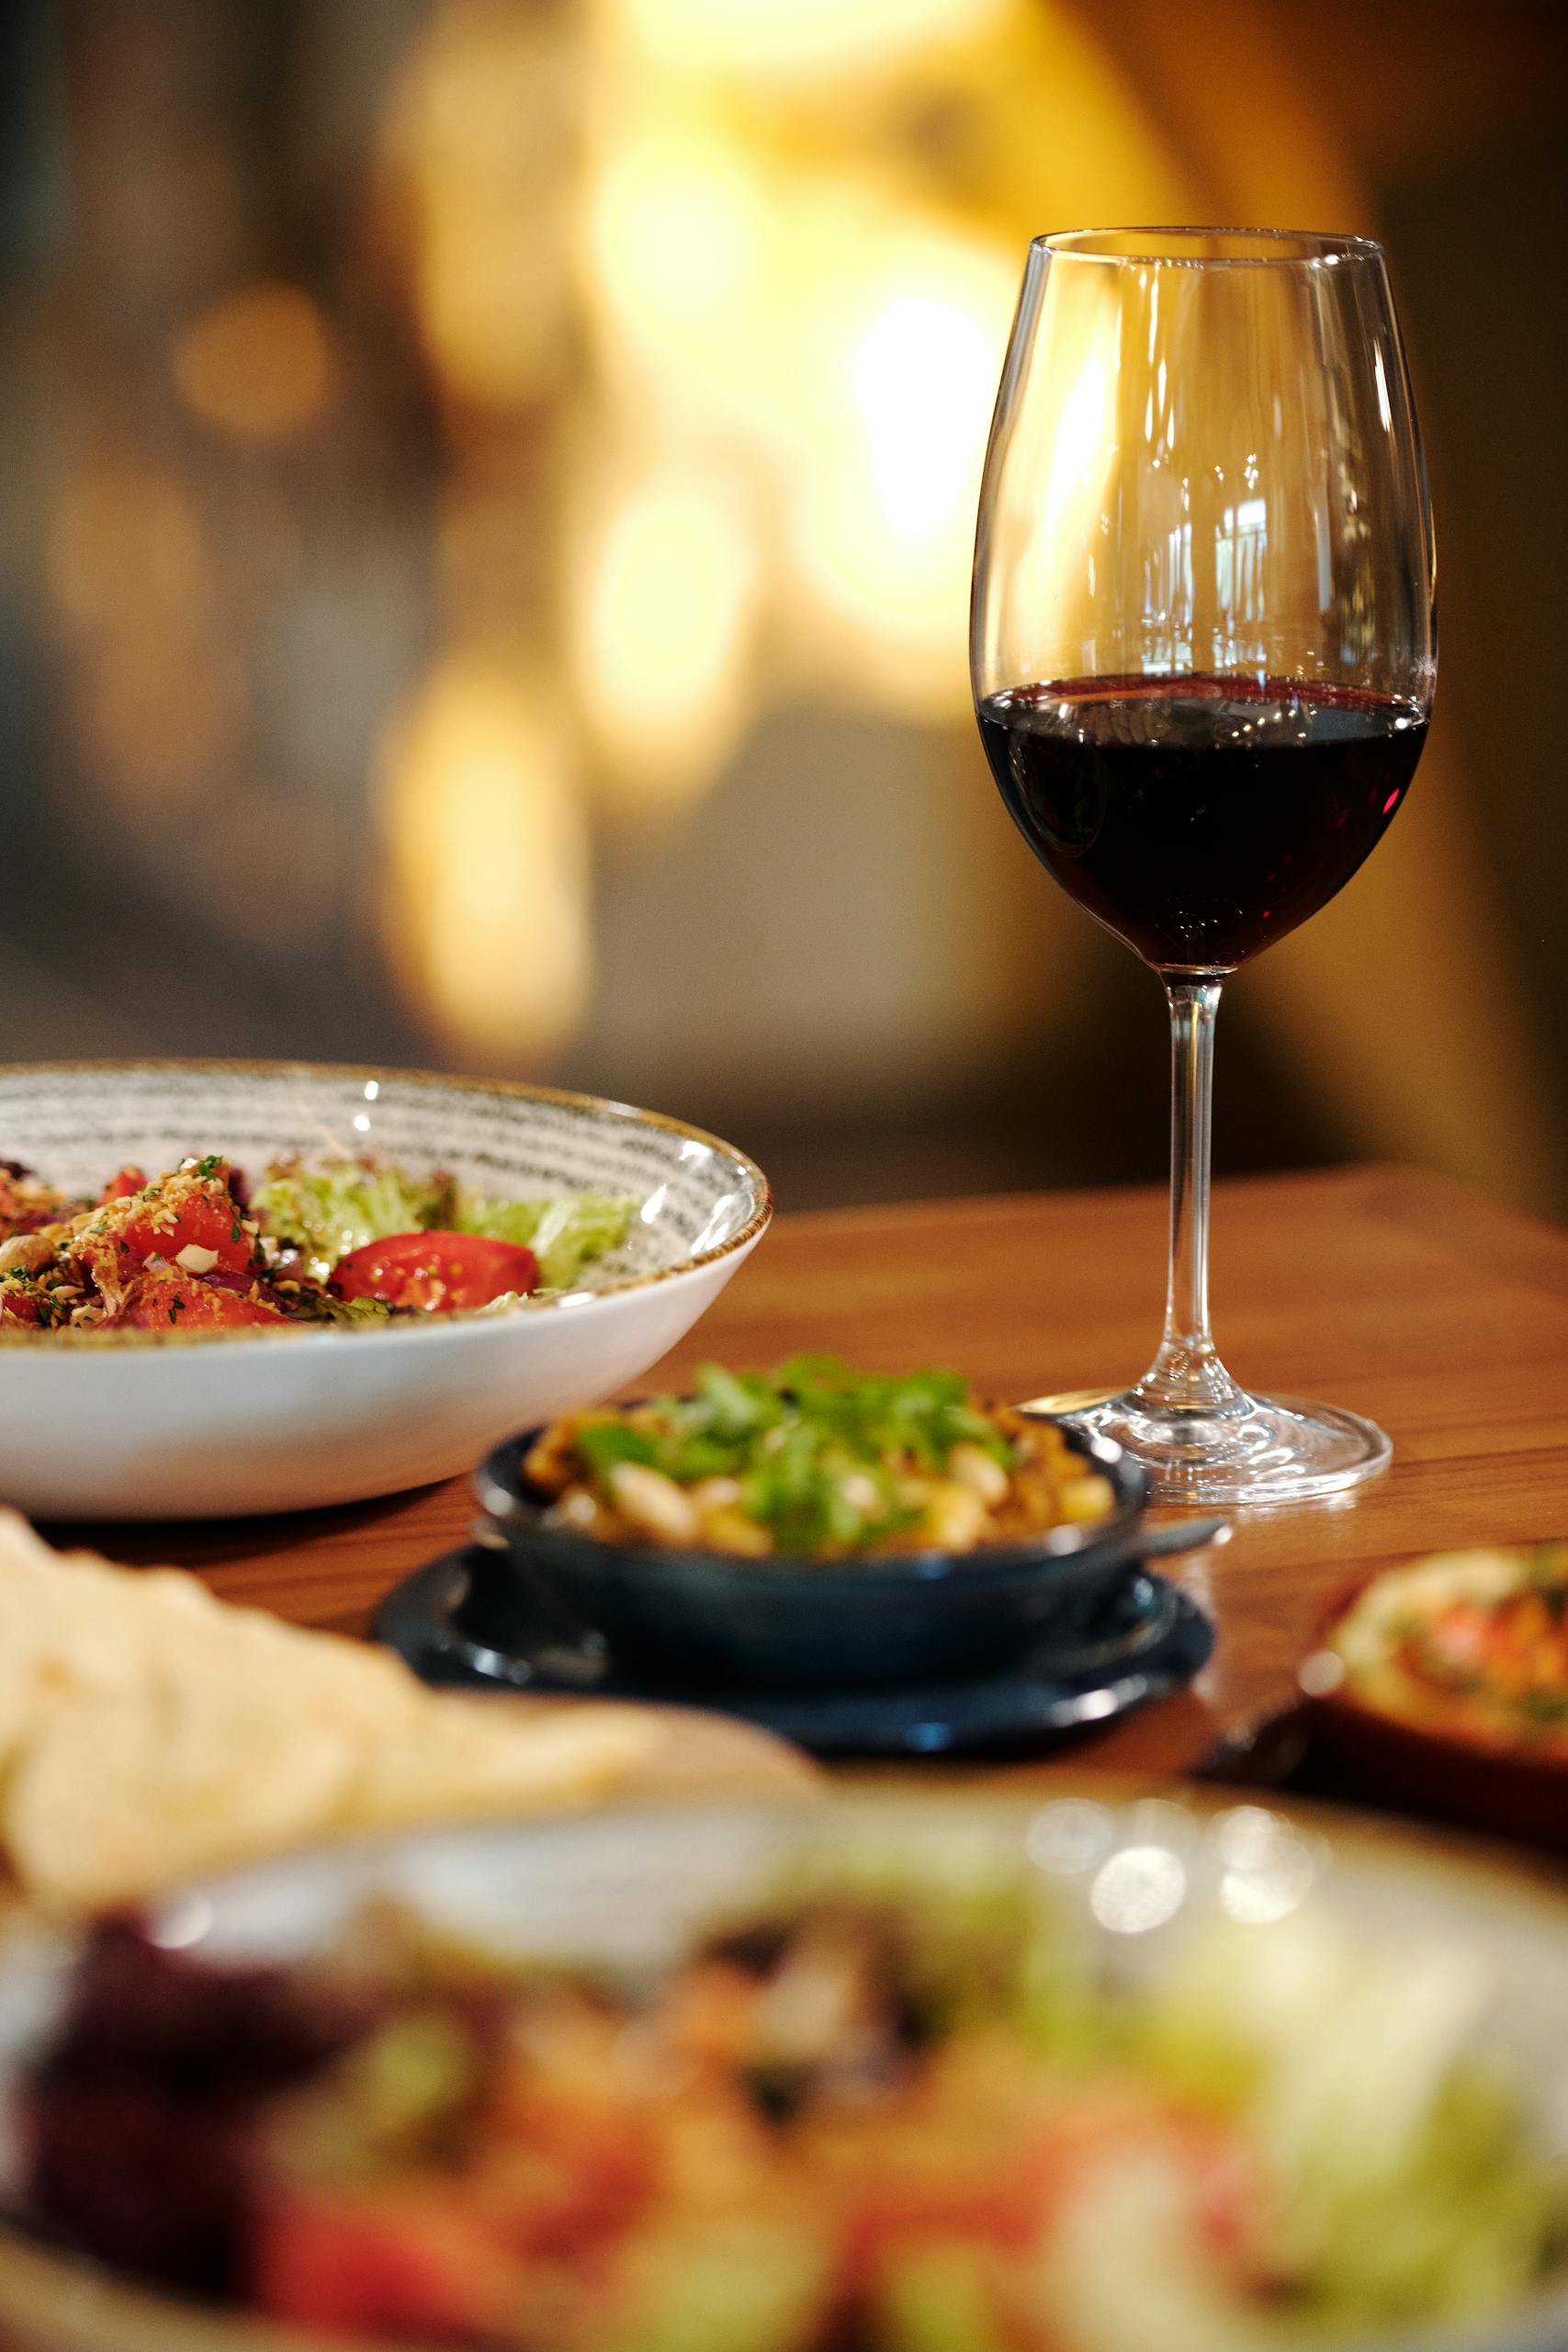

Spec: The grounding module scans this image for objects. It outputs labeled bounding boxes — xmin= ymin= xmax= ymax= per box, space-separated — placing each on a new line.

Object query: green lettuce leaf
xmin=252 ymin=1156 xmax=635 ymax=1293
xmin=457 ymin=1190 xmax=634 ymax=1288
xmin=251 ymin=1159 xmax=457 ymax=1281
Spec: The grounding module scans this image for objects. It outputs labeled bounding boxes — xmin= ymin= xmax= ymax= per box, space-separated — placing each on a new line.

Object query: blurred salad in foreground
xmin=22 ymin=1861 xmax=1568 ymax=2350
xmin=0 ymin=1152 xmax=633 ymax=1332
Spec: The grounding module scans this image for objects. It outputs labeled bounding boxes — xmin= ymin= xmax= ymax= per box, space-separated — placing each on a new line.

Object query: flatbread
xmin=0 ymin=1510 xmax=655 ymax=1912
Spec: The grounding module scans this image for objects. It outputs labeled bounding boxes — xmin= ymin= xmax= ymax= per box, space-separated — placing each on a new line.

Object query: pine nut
xmin=608 ymin=1461 xmax=701 ymax=1545
xmin=949 ymin=1443 xmax=1010 ymax=1506
xmin=923 ymin=1480 xmax=989 ymax=1551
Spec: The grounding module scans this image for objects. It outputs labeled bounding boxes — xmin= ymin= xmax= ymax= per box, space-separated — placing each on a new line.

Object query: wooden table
xmin=54 ymin=1164 xmax=1568 ymax=1782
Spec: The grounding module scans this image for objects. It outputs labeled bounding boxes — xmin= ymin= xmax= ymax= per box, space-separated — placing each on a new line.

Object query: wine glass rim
xmin=1032 ymin=226 xmax=1383 ymax=268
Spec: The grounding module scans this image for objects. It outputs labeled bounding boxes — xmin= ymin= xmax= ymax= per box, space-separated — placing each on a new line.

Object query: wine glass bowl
xmin=972 ymin=228 xmax=1436 ymax=1504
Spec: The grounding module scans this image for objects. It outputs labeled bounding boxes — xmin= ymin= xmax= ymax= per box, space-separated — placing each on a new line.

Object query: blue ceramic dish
xmin=475 ymin=1418 xmax=1213 ymax=1692
xmin=375 ymin=1544 xmax=1216 ymax=1758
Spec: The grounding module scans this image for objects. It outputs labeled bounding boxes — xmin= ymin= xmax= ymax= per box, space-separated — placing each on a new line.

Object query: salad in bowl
xmin=0 ymin=1062 xmax=769 ymax=1517
xmin=0 ymin=1150 xmax=633 ymax=1332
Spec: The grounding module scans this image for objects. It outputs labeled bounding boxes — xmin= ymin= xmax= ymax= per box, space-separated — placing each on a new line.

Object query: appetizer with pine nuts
xmin=523 ymin=1358 xmax=1117 ymax=1558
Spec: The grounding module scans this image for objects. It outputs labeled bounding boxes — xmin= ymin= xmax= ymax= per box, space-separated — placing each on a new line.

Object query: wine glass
xmin=971 ymin=228 xmax=1436 ymax=1504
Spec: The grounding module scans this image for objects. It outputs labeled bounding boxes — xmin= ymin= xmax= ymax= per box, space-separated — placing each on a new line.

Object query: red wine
xmin=977 ymin=674 xmax=1427 ymax=971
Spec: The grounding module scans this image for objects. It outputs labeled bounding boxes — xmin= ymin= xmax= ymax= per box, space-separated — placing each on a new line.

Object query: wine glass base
xmin=1025 ymin=1388 xmax=1392 ymax=1508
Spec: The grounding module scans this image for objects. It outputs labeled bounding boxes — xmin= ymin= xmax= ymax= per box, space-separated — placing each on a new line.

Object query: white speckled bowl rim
xmin=0 ymin=1060 xmax=772 ymax=1349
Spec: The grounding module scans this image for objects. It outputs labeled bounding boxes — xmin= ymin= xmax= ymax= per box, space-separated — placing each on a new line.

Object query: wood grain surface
xmin=43 ymin=1164 xmax=1568 ymax=1787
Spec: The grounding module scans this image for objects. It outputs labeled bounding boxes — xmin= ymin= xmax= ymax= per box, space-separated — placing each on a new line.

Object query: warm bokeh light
xmin=359 ymin=0 xmax=1177 ymax=1035
xmin=786 ymin=219 xmax=1016 ymax=707
xmin=48 ymin=462 xmax=213 ymax=632
xmin=29 ymin=0 xmax=1558 ymax=1222
xmin=584 ymin=123 xmax=765 ymax=357
xmin=412 ymin=187 xmax=574 ymax=415
xmin=81 ymin=634 xmax=241 ymax=812
xmin=171 ymin=283 xmax=334 ymax=442
xmin=385 ymin=0 xmax=581 ymax=414
xmin=379 ymin=657 xmax=592 ymax=1059
xmin=615 ymin=0 xmax=1009 ymax=85
xmin=47 ymin=459 xmax=241 ymax=812
xmin=853 ymin=295 xmax=999 ymax=545
xmin=572 ymin=461 xmax=760 ymax=815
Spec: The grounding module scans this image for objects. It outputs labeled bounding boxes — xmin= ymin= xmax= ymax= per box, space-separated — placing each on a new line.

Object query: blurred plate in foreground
xmin=1 ymin=1792 xmax=1566 ymax=2351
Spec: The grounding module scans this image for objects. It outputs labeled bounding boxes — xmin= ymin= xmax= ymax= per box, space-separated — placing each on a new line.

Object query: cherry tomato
xmin=332 ymin=1231 xmax=540 ymax=1312
xmin=96 ymin=1166 xmax=147 ymax=1204
xmin=253 ymin=2190 xmax=519 ymax=2337
xmin=118 ymin=1264 xmax=288 ymax=1329
xmin=80 ymin=1164 xmax=257 ymax=1289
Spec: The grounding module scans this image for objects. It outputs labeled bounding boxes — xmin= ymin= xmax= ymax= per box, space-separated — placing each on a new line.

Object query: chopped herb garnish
xmin=574 ymin=1421 xmax=660 ymax=1479
xmin=560 ymin=1358 xmax=1026 ymax=1555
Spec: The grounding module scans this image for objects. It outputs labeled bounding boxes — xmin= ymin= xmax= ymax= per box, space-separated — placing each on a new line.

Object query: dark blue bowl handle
xmin=1137 ymin=1517 xmax=1231 ymax=1560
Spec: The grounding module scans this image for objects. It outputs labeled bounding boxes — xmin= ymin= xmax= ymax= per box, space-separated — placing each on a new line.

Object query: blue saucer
xmin=375 ymin=1545 xmax=1214 ymax=1759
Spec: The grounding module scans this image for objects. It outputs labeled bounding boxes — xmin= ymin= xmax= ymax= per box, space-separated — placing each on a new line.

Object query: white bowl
xmin=0 ymin=1792 xmax=1567 ymax=2352
xmin=0 ymin=1061 xmax=770 ymax=1519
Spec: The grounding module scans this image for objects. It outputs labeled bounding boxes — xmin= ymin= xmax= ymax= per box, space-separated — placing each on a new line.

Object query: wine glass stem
xmin=1135 ymin=978 xmax=1245 ymax=1417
